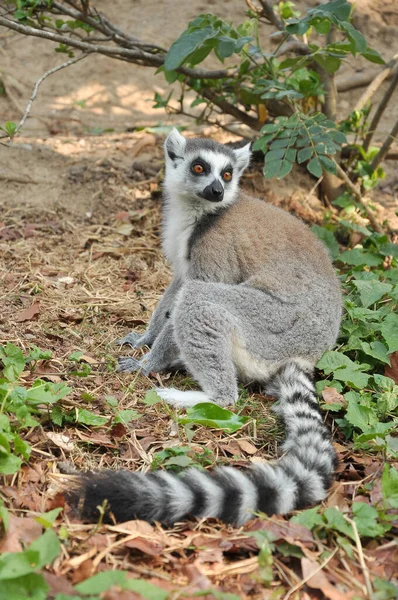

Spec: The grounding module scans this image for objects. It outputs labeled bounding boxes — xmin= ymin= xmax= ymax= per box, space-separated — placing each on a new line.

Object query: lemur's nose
xmin=200 ymin=179 xmax=224 ymax=202
xmin=212 ymin=185 xmax=223 ymax=196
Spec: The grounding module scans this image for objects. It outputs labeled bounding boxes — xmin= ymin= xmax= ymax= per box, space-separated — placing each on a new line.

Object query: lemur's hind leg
xmin=118 ymin=321 xmax=181 ymax=375
xmin=156 ymin=282 xmax=239 ymax=408
xmin=155 ymin=279 xmax=315 ymax=409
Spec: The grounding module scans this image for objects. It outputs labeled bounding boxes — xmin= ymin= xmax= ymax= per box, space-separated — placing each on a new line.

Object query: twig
xmin=355 ymin=57 xmax=397 ymax=111
xmin=363 ymin=68 xmax=398 ymax=151
xmin=283 ymin=547 xmax=339 ymax=600
xmin=333 ymin=160 xmax=384 ymax=233
xmin=370 ymin=115 xmax=398 ymax=172
xmin=343 ymin=515 xmax=373 ymax=599
xmin=0 ymin=52 xmax=88 ymax=140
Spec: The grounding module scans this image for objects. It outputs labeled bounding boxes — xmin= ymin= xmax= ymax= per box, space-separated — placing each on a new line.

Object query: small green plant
xmin=151 ymin=445 xmax=214 ymax=471
xmin=0 ymin=344 xmax=71 ymax=474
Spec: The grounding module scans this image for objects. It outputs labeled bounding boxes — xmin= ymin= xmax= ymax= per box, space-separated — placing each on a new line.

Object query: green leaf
xmin=34 ymin=508 xmax=63 ymax=529
xmin=314 ymin=54 xmax=341 ymax=74
xmin=0 ymin=454 xmax=22 ymax=475
xmin=263 ymin=160 xmax=282 ymax=179
xmin=165 ymin=27 xmax=217 ymax=70
xmin=360 ymin=341 xmax=391 ymax=365
xmin=381 ymin=313 xmax=398 ymax=353
xmin=291 ymin=506 xmax=323 ymax=529
xmin=0 ymin=344 xmax=25 ymax=382
xmin=382 ymin=464 xmax=398 ymax=508
xmin=319 ymin=155 xmax=337 ymax=174
xmin=179 ymin=402 xmax=249 ymax=433
xmin=341 ymin=22 xmax=367 ymax=54
xmin=0 ymin=573 xmax=48 ymax=600
xmin=0 ymin=433 xmax=10 ymax=457
xmin=277 ymin=160 xmax=293 ymax=179
xmin=75 ymin=571 xmax=168 ymax=599
xmin=353 ymin=280 xmax=393 ymax=308
xmin=75 ymin=409 xmax=108 ymax=427
xmin=26 ymin=381 xmax=71 ymax=405
xmin=142 ymin=389 xmax=162 ymax=405
xmin=362 ymin=47 xmax=385 ymax=64
xmin=264 ymin=148 xmax=286 ymax=163
xmin=338 ymin=249 xmax=384 ymax=267
xmin=323 ymin=507 xmax=355 ymax=540
xmin=307 ymin=157 xmax=322 ymax=178
xmin=317 ymin=351 xmax=369 ymax=388
xmin=352 ymin=502 xmax=388 ymax=537
xmin=311 ymin=225 xmax=339 ymax=260
xmin=164 ymin=454 xmax=193 ymax=468
xmin=297 ymin=147 xmax=313 ymax=164
xmin=114 ymin=409 xmax=141 ymax=424
xmin=346 ymin=398 xmax=378 ymax=432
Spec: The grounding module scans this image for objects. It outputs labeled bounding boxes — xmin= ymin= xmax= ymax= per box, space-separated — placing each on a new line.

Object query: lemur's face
xmin=163 ymin=129 xmax=251 ymax=210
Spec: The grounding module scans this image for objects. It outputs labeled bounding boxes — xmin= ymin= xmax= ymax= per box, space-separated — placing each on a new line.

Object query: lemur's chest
xmin=162 ymin=203 xmax=198 ymax=277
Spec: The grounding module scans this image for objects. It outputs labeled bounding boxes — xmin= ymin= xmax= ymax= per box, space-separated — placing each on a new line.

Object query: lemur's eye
xmin=192 ymin=164 xmax=204 ymax=174
xmin=223 ymin=171 xmax=232 ymax=182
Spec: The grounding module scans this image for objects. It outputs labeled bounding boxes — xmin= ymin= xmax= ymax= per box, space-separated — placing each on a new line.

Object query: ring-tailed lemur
xmin=77 ymin=129 xmax=342 ymax=526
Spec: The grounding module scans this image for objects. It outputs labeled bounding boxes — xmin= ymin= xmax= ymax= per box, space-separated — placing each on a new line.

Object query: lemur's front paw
xmin=116 ymin=332 xmax=146 ymax=349
xmin=117 ymin=356 xmax=149 ymax=375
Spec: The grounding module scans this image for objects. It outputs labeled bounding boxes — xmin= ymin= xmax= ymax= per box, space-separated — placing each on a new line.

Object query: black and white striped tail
xmin=78 ymin=364 xmax=336 ymax=525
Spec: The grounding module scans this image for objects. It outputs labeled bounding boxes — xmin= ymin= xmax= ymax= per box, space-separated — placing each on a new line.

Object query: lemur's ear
xmin=233 ymin=143 xmax=251 ymax=174
xmin=164 ymin=128 xmax=186 ymax=162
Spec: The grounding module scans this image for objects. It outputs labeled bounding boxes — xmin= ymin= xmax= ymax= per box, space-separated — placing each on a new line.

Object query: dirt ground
xmin=0 ymin=1 xmax=397 ymax=598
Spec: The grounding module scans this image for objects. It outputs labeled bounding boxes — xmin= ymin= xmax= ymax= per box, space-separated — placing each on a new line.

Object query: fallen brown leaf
xmin=46 ymin=431 xmax=75 ymax=452
xmin=237 ymin=439 xmax=258 ymax=455
xmin=0 ymin=514 xmax=42 ymax=553
xmin=15 ymin=301 xmax=40 ymax=322
xmin=322 ymin=387 xmax=347 ymax=407
xmin=301 ymin=558 xmax=354 ymax=600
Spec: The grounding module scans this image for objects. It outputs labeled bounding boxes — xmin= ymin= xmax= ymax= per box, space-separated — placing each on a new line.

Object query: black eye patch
xmin=190 ymin=158 xmax=211 ymax=176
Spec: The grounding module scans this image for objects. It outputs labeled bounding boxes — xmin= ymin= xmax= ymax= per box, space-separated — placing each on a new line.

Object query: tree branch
xmin=0 ymin=15 xmax=231 ymax=80
xmin=363 ymin=68 xmax=398 ymax=152
xmin=0 ymin=52 xmax=88 ymax=140
xmin=370 ymin=116 xmax=398 ymax=173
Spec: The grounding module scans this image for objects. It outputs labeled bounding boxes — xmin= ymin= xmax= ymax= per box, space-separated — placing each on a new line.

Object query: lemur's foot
xmin=117 ymin=356 xmax=149 ymax=375
xmin=116 ymin=332 xmax=145 ymax=349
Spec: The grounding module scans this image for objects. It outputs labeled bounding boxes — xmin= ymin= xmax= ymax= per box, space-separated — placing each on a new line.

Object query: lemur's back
xmin=189 ymin=194 xmax=340 ymax=301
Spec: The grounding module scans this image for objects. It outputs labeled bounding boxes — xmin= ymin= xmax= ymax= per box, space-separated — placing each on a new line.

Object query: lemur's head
xmin=163 ymin=129 xmax=251 ymax=210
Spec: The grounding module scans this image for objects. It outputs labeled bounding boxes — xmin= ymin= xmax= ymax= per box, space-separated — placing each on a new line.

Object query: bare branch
xmin=370 ymin=116 xmax=398 ymax=173
xmin=333 ymin=160 xmax=384 ymax=233
xmin=355 ymin=58 xmax=397 ymax=111
xmin=0 ymin=52 xmax=88 ymax=140
xmin=363 ymin=68 xmax=398 ymax=152
xmin=0 ymin=15 xmax=230 ymax=80
xmin=336 ymin=66 xmax=396 ymax=93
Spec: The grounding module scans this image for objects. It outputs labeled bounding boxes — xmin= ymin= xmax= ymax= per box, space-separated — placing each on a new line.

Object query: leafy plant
xmin=313 ymin=226 xmax=398 ymax=456
xmin=151 ymin=445 xmax=214 ymax=471
xmin=0 ymin=343 xmax=71 ymax=474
